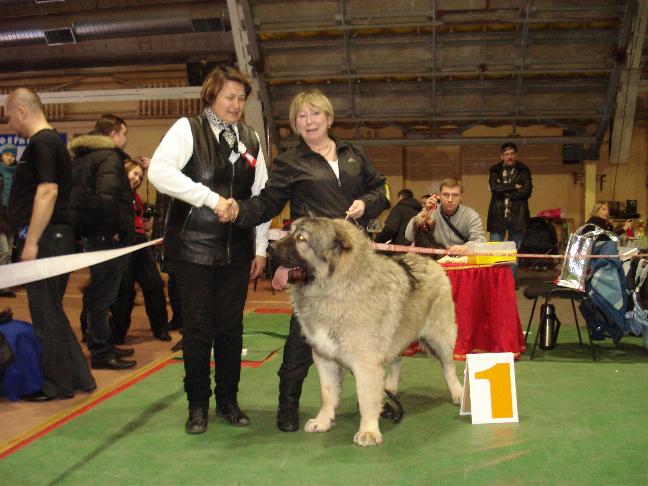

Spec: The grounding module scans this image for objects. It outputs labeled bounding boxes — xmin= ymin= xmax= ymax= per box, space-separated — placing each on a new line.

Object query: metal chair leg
xmin=530 ymin=297 xmax=548 ymax=360
xmin=570 ymin=299 xmax=583 ymax=346
xmin=525 ymin=297 xmax=538 ymax=345
xmin=585 ymin=324 xmax=597 ymax=361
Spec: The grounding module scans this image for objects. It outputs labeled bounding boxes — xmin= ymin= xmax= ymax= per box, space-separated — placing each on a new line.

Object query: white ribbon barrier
xmin=0 ymin=238 xmax=162 ymax=289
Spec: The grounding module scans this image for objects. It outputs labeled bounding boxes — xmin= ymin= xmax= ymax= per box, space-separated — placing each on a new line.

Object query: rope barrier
xmin=370 ymin=242 xmax=646 ymax=260
xmin=0 ymin=238 xmax=162 ymax=289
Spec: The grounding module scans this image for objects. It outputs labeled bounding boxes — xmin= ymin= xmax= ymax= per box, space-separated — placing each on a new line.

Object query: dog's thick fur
xmin=269 ymin=217 xmax=463 ymax=447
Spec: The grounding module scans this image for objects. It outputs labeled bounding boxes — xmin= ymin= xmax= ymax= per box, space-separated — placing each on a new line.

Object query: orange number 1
xmin=474 ymin=363 xmax=513 ymax=419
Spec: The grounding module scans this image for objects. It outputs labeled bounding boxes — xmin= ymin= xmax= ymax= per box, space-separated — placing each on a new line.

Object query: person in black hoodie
xmin=68 ymin=115 xmax=136 ymax=371
xmin=487 ymin=142 xmax=533 ymax=278
xmin=374 ymin=188 xmax=421 ymax=245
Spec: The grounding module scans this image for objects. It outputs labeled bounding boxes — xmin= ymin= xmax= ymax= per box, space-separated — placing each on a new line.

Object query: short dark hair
xmin=397 ymin=189 xmax=414 ymax=199
xmin=500 ymin=142 xmax=518 ymax=153
xmin=94 ymin=114 xmax=126 ymax=136
xmin=200 ymin=66 xmax=252 ymax=108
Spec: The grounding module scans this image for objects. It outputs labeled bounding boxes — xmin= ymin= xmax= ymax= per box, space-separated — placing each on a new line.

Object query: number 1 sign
xmin=460 ymin=353 xmax=519 ymax=424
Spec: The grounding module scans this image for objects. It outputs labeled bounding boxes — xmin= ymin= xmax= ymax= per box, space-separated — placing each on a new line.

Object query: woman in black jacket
xmin=231 ymin=89 xmax=389 ymax=434
xmin=584 ymin=201 xmax=631 ymax=235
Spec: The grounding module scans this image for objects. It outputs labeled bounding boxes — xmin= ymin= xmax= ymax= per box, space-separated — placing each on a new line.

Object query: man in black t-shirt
xmin=5 ymin=88 xmax=96 ymax=400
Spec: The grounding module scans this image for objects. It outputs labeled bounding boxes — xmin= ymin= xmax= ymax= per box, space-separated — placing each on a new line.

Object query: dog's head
xmin=268 ymin=217 xmax=359 ymax=284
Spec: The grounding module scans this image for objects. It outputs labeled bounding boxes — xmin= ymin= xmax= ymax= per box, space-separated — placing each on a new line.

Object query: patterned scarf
xmin=203 ymin=106 xmax=237 ymax=149
xmin=501 ymin=166 xmax=517 ymax=221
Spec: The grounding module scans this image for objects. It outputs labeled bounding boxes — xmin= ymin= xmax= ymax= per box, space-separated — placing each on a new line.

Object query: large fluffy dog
xmin=269 ymin=217 xmax=463 ymax=447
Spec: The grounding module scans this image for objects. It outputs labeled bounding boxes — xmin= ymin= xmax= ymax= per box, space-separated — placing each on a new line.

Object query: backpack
xmin=623 ymin=256 xmax=648 ymax=350
xmin=578 ymin=239 xmax=627 ymax=344
xmin=68 ymin=158 xmax=102 ymax=238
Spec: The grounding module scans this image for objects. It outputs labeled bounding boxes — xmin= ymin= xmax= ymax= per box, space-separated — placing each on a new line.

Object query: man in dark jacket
xmin=69 ymin=114 xmax=136 ymax=370
xmin=375 ymin=188 xmax=421 ymax=245
xmin=487 ymin=142 xmax=533 ymax=279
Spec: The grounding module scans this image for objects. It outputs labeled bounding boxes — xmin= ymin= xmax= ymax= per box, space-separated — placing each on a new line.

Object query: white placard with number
xmin=460 ymin=352 xmax=519 ymax=424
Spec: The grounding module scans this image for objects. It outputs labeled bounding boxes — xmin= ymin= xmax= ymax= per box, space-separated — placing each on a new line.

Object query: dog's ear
xmin=333 ymin=229 xmax=353 ymax=252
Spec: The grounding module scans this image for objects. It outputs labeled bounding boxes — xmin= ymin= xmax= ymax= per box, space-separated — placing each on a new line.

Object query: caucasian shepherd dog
xmin=268 ymin=217 xmax=463 ymax=447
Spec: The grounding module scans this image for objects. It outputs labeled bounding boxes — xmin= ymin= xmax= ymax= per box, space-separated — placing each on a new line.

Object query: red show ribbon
xmin=241 ymin=151 xmax=257 ymax=168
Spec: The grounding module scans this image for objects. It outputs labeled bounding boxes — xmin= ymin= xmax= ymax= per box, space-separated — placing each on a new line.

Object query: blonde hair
xmin=439 ymin=177 xmax=463 ymax=193
xmin=288 ymin=89 xmax=334 ymax=135
xmin=590 ymin=200 xmax=608 ymax=218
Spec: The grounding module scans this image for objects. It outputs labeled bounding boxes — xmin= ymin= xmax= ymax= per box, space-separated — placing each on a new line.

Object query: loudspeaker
xmin=186 ymin=61 xmax=222 ymax=86
xmin=563 ymin=129 xmax=582 ymax=164
xmin=563 ymin=144 xmax=582 ymax=164
xmin=625 ymin=199 xmax=639 ymax=218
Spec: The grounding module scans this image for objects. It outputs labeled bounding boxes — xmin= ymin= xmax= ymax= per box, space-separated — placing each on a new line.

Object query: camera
xmin=143 ymin=204 xmax=158 ymax=220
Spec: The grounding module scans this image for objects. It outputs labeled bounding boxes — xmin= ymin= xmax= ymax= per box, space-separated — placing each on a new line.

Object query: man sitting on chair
xmin=405 ymin=178 xmax=485 ymax=255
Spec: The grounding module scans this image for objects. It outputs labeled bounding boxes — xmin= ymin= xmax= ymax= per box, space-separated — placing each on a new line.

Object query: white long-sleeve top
xmin=148 ymin=117 xmax=270 ymax=256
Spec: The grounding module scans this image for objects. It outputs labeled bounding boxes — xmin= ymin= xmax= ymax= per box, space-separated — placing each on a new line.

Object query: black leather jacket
xmin=163 ymin=115 xmax=260 ymax=266
xmin=487 ymin=160 xmax=533 ymax=232
xmin=235 ymin=137 xmax=388 ymax=229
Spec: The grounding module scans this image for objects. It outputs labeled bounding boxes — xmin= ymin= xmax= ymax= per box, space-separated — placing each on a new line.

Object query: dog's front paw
xmin=353 ymin=430 xmax=383 ymax=447
xmin=304 ymin=417 xmax=333 ymax=433
xmin=451 ymin=385 xmax=463 ymax=405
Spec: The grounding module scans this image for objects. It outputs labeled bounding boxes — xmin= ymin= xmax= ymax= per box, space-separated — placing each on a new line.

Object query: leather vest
xmin=164 ymin=114 xmax=260 ymax=266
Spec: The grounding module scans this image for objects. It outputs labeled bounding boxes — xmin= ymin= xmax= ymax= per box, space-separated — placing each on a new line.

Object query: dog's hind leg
xmin=352 ymin=360 xmax=385 ymax=446
xmin=304 ymin=352 xmax=342 ymax=433
xmin=420 ymin=335 xmax=463 ymax=405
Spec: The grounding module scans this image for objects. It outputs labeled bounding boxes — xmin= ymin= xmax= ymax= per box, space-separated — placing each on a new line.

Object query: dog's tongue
xmin=272 ymin=266 xmax=306 ymax=290
xmin=272 ymin=266 xmax=291 ymax=290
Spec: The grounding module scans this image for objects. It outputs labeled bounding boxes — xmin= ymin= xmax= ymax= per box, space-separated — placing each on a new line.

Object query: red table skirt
xmin=444 ymin=264 xmax=525 ymax=360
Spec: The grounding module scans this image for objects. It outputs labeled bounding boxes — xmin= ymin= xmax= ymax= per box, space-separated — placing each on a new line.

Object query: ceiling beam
xmin=609 ymin=0 xmax=648 ymax=164
xmin=593 ymin=0 xmax=639 ymax=159
xmin=0 ymin=87 xmax=201 ymax=105
xmin=227 ymin=0 xmax=276 ymax=157
xmin=512 ymin=2 xmax=532 ymax=134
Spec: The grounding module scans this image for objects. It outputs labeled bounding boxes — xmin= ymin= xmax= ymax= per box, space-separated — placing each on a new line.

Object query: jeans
xmin=112 ymin=234 xmax=169 ymax=341
xmin=168 ymin=260 xmax=249 ymax=410
xmin=490 ymin=221 xmax=525 ymax=279
xmin=23 ymin=224 xmax=96 ymax=396
xmin=85 ymin=236 xmax=128 ymax=361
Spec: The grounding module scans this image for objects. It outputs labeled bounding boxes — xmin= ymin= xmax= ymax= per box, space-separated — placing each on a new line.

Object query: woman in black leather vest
xmin=148 ymin=67 xmax=270 ymax=434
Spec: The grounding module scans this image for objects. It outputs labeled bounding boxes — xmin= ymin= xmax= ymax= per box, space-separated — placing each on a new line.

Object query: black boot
xmin=277 ymin=377 xmax=304 ymax=432
xmin=185 ymin=407 xmax=208 ymax=434
xmin=277 ymin=397 xmax=300 ymax=432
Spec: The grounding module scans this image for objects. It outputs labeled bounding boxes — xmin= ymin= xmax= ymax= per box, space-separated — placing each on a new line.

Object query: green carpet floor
xmin=2 ymin=316 xmax=648 ymax=486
